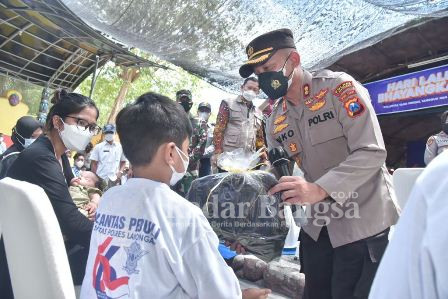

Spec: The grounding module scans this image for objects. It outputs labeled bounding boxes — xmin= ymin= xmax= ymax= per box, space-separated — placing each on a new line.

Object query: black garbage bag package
xmin=187 ymin=170 xmax=288 ymax=262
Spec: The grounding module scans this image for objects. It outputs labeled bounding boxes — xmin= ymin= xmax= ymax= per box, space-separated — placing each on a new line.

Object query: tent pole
xmin=89 ymin=55 xmax=99 ymax=99
xmin=37 ymin=83 xmax=51 ymax=125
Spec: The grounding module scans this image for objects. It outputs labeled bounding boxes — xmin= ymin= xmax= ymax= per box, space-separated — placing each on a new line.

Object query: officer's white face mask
xmin=169 ymin=146 xmax=189 ymax=186
xmin=199 ymin=112 xmax=210 ymax=121
xmin=105 ymin=133 xmax=114 ymax=142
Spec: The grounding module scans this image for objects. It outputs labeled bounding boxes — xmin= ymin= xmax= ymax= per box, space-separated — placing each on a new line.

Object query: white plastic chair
xmin=392 ymin=168 xmax=424 ymax=210
xmin=0 ymin=178 xmax=76 ymax=299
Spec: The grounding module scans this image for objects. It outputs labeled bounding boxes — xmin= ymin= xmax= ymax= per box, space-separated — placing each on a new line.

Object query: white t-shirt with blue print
xmin=80 ymin=178 xmax=241 ymax=299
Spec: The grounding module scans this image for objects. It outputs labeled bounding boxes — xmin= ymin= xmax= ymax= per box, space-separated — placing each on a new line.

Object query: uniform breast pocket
xmin=224 ymin=128 xmax=240 ymax=146
xmin=310 ymin=122 xmax=348 ymax=170
xmin=225 ymin=134 xmax=239 ymax=145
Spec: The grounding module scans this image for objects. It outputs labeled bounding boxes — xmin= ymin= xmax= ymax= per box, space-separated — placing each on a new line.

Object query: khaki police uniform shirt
xmin=266 ymin=69 xmax=399 ymax=247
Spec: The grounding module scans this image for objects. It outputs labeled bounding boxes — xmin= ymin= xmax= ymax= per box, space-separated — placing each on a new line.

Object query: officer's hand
xmin=268 ymin=176 xmax=328 ymax=205
xmin=242 ymin=288 xmax=271 ymax=299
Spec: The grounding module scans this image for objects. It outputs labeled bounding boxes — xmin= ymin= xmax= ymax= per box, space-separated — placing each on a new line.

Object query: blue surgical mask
xmin=14 ymin=129 xmax=36 ymax=148
xmin=24 ymin=138 xmax=36 ymax=148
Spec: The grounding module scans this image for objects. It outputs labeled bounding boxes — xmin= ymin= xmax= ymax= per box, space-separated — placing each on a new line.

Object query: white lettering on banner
xmin=378 ymin=70 xmax=448 ymax=104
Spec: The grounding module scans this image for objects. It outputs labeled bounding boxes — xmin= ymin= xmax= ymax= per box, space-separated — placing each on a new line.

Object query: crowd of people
xmin=0 ymin=27 xmax=447 ymax=299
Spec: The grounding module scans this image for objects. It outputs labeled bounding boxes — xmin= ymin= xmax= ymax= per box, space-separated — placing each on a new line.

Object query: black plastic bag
xmin=187 ymin=170 xmax=287 ymax=262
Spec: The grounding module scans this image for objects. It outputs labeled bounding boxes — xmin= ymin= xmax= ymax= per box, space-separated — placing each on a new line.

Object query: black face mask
xmin=180 ymin=101 xmax=192 ymax=112
xmin=258 ymin=54 xmax=292 ymax=100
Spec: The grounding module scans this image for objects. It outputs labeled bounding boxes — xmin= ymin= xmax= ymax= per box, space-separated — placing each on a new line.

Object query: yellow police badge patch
xmin=273 ymin=123 xmax=289 ymax=134
xmin=333 ymin=81 xmax=354 ymax=96
xmin=274 ymin=114 xmax=287 ymax=125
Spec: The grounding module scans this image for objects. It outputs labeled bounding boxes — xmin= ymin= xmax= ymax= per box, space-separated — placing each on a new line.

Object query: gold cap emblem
xmin=247 ymin=46 xmax=254 ymax=57
xmin=271 ymin=80 xmax=281 ymax=90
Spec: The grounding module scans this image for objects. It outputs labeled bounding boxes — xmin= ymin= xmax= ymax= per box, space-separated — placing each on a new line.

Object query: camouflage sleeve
xmin=424 ymin=136 xmax=438 ymax=165
xmin=213 ymin=101 xmax=230 ymax=154
xmin=189 ymin=120 xmax=208 ymax=163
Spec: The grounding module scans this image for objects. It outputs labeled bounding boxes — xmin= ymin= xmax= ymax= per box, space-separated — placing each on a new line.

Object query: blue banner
xmin=364 ymin=64 xmax=448 ymax=115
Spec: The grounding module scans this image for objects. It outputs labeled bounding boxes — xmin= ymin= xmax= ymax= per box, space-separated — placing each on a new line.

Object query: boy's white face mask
xmin=169 ymin=146 xmax=189 ymax=186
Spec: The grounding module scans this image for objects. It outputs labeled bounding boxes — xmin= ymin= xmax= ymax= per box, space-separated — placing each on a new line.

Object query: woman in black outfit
xmin=0 ymin=90 xmax=101 ymax=297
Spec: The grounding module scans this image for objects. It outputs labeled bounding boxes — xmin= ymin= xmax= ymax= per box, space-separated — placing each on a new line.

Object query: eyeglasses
xmin=65 ymin=115 xmax=102 ymax=135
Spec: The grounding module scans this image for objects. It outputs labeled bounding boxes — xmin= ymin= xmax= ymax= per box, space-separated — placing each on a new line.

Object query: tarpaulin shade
xmin=61 ymin=0 xmax=448 ymax=90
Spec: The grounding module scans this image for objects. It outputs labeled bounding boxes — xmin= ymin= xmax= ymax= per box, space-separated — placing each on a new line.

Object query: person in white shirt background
xmin=80 ymin=92 xmax=270 ymax=299
xmin=369 ymin=150 xmax=448 ymax=299
xmin=90 ymin=124 xmax=127 ymax=186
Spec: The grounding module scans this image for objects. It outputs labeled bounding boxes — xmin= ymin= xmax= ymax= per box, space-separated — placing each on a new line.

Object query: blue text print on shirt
xmin=94 ymin=213 xmax=161 ymax=245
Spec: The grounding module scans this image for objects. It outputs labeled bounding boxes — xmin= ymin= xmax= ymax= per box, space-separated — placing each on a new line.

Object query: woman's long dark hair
xmin=45 ymin=89 xmax=99 ymax=132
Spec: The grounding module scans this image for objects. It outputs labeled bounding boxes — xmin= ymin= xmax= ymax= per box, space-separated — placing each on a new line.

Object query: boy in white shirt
xmin=80 ymin=92 xmax=270 ymax=299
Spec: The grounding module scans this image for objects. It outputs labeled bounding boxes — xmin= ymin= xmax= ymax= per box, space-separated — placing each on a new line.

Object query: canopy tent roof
xmin=61 ymin=0 xmax=448 ymax=90
xmin=0 ymin=0 xmax=166 ymax=90
xmin=329 ymin=16 xmax=448 ymax=84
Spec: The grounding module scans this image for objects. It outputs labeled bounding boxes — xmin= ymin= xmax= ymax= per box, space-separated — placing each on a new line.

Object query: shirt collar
xmin=274 ymin=68 xmax=312 ymax=116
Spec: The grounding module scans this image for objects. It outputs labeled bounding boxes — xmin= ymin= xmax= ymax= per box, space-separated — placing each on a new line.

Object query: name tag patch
xmin=275 ymin=129 xmax=295 ymax=143
xmin=308 ymin=111 xmax=335 ymax=127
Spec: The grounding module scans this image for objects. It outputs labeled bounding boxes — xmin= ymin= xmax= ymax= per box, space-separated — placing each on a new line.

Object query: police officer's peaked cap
xmin=198 ymin=102 xmax=211 ymax=111
xmin=103 ymin=124 xmax=116 ymax=133
xmin=239 ymin=28 xmax=296 ymax=78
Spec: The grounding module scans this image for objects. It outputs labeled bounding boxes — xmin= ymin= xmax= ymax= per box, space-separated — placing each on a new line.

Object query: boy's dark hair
xmin=243 ymin=77 xmax=258 ymax=86
xmin=46 ymin=89 xmax=99 ymax=132
xmin=73 ymin=153 xmax=85 ymax=161
xmin=116 ymin=92 xmax=193 ymax=166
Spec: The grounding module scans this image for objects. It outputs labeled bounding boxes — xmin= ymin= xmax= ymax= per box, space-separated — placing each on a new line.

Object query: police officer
xmin=239 ymin=29 xmax=399 ymax=299
xmin=424 ymin=110 xmax=448 ymax=165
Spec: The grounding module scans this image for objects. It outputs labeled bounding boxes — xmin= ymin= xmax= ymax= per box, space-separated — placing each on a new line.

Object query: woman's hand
xmin=84 ymin=202 xmax=98 ymax=221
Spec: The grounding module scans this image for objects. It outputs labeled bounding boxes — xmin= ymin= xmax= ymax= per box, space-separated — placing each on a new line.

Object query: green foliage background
xmin=75 ymin=53 xmax=207 ymax=126
xmin=0 ymin=52 xmax=210 ymax=127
